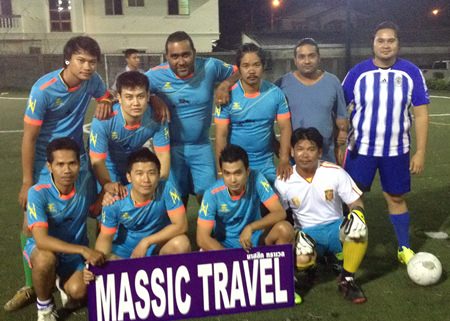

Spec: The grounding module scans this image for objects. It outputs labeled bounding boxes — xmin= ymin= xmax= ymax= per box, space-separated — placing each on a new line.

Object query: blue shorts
xmin=344 ymin=150 xmax=410 ymax=195
xmin=23 ymin=239 xmax=85 ymax=280
xmin=169 ymin=143 xmax=216 ymax=197
xmin=112 ymin=243 xmax=158 ymax=259
xmin=250 ymin=156 xmax=276 ymax=186
xmin=221 ymin=230 xmax=264 ymax=249
xmin=302 ymin=218 xmax=343 ymax=257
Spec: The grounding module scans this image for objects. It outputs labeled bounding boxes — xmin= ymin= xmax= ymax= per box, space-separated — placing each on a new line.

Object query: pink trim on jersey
xmin=95 ymin=91 xmax=111 ymax=102
xmin=60 ymin=187 xmax=75 ymax=200
xmin=101 ymin=225 xmax=117 ymax=235
xmin=214 ymin=118 xmax=230 ymax=124
xmin=124 ymin=123 xmax=141 ymax=130
xmin=230 ymin=188 xmax=246 ymax=201
xmin=262 ymin=193 xmax=279 ymax=207
xmin=244 ymin=92 xmax=260 ymax=98
xmin=276 ymin=112 xmax=291 ymax=120
xmin=167 ymin=205 xmax=185 ymax=217
xmin=39 ymin=78 xmax=57 ymax=91
xmin=175 ymin=72 xmax=194 ymax=80
xmin=89 ymin=150 xmax=107 ymax=159
xmin=135 ymin=199 xmax=152 ymax=208
xmin=23 ymin=250 xmax=32 ymax=268
xmin=154 ymin=144 xmax=170 ymax=152
xmin=29 ymin=222 xmax=48 ymax=230
xmin=151 ymin=65 xmax=170 ymax=71
xmin=232 ymin=65 xmax=238 ymax=73
xmin=68 ymin=85 xmax=81 ymax=92
xmin=34 ymin=184 xmax=51 ymax=191
xmin=24 ymin=115 xmax=43 ymax=126
xmin=231 ymin=83 xmax=238 ymax=90
xmin=197 ymin=218 xmax=215 ymax=227
xmin=211 ymin=185 xmax=227 ymax=195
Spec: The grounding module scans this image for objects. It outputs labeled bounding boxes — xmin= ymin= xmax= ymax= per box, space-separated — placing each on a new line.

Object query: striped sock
xmin=36 ymin=298 xmax=53 ymax=311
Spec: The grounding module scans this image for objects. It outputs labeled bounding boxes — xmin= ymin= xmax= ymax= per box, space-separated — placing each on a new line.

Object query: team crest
xmin=395 ymin=76 xmax=402 ymax=87
xmin=290 ymin=197 xmax=301 ymax=207
xmin=219 ymin=204 xmax=229 ymax=213
xmin=324 ymin=189 xmax=334 ymax=201
xmin=111 ymin=131 xmax=119 ymax=140
xmin=232 ymin=102 xmax=241 ymax=110
xmin=121 ymin=212 xmax=130 ymax=220
xmin=47 ymin=203 xmax=56 ymax=213
xmin=163 ymin=82 xmax=173 ymax=90
xmin=54 ymin=98 xmax=63 ymax=107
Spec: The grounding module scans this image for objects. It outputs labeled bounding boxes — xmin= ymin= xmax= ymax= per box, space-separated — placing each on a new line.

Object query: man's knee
xmin=162 ymin=235 xmax=191 ymax=254
xmin=65 ymin=276 xmax=87 ymax=301
xmin=268 ymin=221 xmax=295 ymax=244
xmin=31 ymin=250 xmax=57 ymax=273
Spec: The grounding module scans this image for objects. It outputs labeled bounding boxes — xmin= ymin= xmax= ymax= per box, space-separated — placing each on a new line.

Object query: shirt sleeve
xmin=255 ymin=172 xmax=278 ymax=206
xmin=274 ymin=179 xmax=290 ymax=210
xmin=411 ymin=68 xmax=430 ymax=107
xmin=342 ymin=69 xmax=356 ymax=106
xmin=100 ymin=203 xmax=120 ymax=234
xmin=89 ymin=117 xmax=109 ymax=159
xmin=333 ymin=76 xmax=348 ymax=119
xmin=152 ymin=121 xmax=170 ymax=153
xmin=336 ymin=168 xmax=362 ymax=205
xmin=23 ymin=84 xmax=49 ymax=126
xmin=275 ymin=87 xmax=290 ymax=121
xmin=90 ymin=73 xmax=108 ymax=100
xmin=197 ymin=188 xmax=217 ymax=224
xmin=210 ymin=57 xmax=237 ymax=82
xmin=27 ymin=188 xmax=48 ymax=230
xmin=214 ymin=102 xmax=231 ymax=124
xmin=163 ymin=181 xmax=185 ymax=217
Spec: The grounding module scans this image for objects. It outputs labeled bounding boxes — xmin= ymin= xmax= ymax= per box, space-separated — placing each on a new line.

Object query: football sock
xmin=343 ymin=239 xmax=368 ymax=273
xmin=36 ymin=298 xmax=53 ymax=310
xmin=389 ymin=212 xmax=410 ymax=249
xmin=20 ymin=233 xmax=33 ymax=287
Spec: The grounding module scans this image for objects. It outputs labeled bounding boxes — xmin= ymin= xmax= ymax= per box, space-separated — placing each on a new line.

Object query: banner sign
xmin=87 ymin=244 xmax=294 ymax=321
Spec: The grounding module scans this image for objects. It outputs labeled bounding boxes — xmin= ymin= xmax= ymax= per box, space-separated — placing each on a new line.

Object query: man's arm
xmin=19 ymin=123 xmax=41 ymax=209
xmin=214 ymin=121 xmax=229 ymax=173
xmin=95 ymin=230 xmax=116 ymax=257
xmin=155 ymin=150 xmax=170 ymax=180
xmin=276 ymin=117 xmax=293 ymax=180
xmin=215 ymin=72 xmax=240 ymax=105
xmin=335 ymin=118 xmax=348 ymax=165
xmin=90 ymin=157 xmax=127 ymax=198
xmin=32 ymin=227 xmax=105 ymax=265
xmin=196 ymin=221 xmax=224 ymax=251
xmin=411 ymin=104 xmax=428 ymax=174
xmin=131 ymin=208 xmax=188 ymax=258
xmin=94 ymin=98 xmax=113 ymax=120
xmin=150 ymin=95 xmax=171 ymax=123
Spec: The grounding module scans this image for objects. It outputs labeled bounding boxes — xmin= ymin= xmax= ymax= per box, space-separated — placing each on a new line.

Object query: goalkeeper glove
xmin=341 ymin=206 xmax=368 ymax=241
xmin=295 ymin=231 xmax=316 ymax=255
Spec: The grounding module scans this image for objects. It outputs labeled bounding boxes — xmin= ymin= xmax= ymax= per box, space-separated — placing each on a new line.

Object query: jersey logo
xmin=325 ymin=189 xmax=334 ymax=201
xmin=101 ymin=210 xmax=106 ymax=223
xmin=27 ymin=97 xmax=37 ymax=114
xmin=223 ymin=62 xmax=231 ymax=68
xmin=121 ymin=212 xmax=130 ymax=220
xmin=47 ymin=203 xmax=56 ymax=213
xmin=260 ymin=180 xmax=271 ymax=193
xmin=199 ymin=201 xmax=209 ymax=216
xmin=111 ymin=131 xmax=119 ymax=140
xmin=232 ymin=102 xmax=241 ymax=110
xmin=54 ymin=98 xmax=63 ymax=107
xmin=169 ymin=190 xmax=181 ymax=204
xmin=395 ymin=75 xmax=402 ymax=87
xmin=28 ymin=203 xmax=37 ymax=220
xmin=219 ymin=204 xmax=229 ymax=213
xmin=90 ymin=132 xmax=98 ymax=147
xmin=215 ymin=105 xmax=221 ymax=117
xmin=164 ymin=127 xmax=170 ymax=140
xmin=290 ymin=197 xmax=301 ymax=207
xmin=163 ymin=82 xmax=173 ymax=90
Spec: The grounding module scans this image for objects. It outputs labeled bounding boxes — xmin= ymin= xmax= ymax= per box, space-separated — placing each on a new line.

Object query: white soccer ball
xmin=407 ymin=252 xmax=442 ymax=286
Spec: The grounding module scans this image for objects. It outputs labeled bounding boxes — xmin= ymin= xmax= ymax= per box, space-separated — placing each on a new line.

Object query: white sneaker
xmin=37 ymin=305 xmax=58 ymax=321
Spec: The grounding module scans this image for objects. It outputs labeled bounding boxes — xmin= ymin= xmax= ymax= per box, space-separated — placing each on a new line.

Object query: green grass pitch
xmin=0 ymin=92 xmax=449 ymax=321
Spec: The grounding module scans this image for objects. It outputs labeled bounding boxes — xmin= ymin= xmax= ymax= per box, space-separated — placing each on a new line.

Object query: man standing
xmin=275 ymin=38 xmax=348 ymax=164
xmin=90 ymin=71 xmax=170 ymax=197
xmin=145 ymin=31 xmax=238 ymax=205
xmin=110 ymin=48 xmax=144 ymax=96
xmin=215 ymin=43 xmax=292 ymax=185
xmin=5 ymin=36 xmax=111 ymax=312
xmin=24 ymin=138 xmax=105 ymax=321
xmin=275 ymin=128 xmax=368 ymax=303
xmin=342 ymin=21 xmax=429 ymax=264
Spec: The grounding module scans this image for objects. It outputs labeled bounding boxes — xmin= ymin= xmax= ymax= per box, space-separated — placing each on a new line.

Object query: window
xmin=49 ymin=0 xmax=71 ymax=32
xmin=105 ymin=0 xmax=123 ymax=15
xmin=168 ymin=0 xmax=189 ymax=15
xmin=128 ymin=0 xmax=144 ymax=7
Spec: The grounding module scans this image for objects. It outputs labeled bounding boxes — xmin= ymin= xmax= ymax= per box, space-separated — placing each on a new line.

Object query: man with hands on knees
xmin=275 ymin=127 xmax=368 ymax=304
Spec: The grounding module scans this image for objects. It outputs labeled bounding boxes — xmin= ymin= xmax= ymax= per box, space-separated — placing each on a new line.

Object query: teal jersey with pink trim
xmin=214 ymin=80 xmax=290 ymax=165
xmin=26 ymin=171 xmax=96 ymax=246
xmin=198 ymin=170 xmax=279 ymax=241
xmin=146 ymin=57 xmax=235 ymax=145
xmin=89 ymin=102 xmax=170 ymax=183
xmin=100 ymin=180 xmax=185 ymax=257
xmin=24 ymin=69 xmax=108 ymax=168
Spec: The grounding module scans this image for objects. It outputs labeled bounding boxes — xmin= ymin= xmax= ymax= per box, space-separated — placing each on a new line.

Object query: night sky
xmin=218 ymin=0 xmax=450 ymax=49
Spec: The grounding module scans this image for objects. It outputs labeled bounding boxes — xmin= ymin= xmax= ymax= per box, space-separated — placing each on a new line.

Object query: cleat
xmin=397 ymin=246 xmax=415 ymax=265
xmin=37 ymin=305 xmax=58 ymax=321
xmin=338 ymin=277 xmax=367 ymax=304
xmin=4 ymin=286 xmax=36 ymax=312
xmin=294 ymin=292 xmax=302 ymax=305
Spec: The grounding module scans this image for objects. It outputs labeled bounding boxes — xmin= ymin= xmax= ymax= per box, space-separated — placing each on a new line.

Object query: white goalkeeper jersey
xmin=275 ymin=161 xmax=362 ymax=229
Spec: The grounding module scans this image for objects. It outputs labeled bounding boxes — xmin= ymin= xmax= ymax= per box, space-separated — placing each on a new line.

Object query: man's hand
xmin=103 ymin=182 xmax=128 ymax=199
xmin=83 ymin=267 xmax=95 ymax=285
xmin=101 ymin=191 xmax=120 ymax=207
xmin=410 ymin=151 xmax=425 ymax=175
xmin=341 ymin=207 xmax=367 ymax=241
xmin=95 ymin=100 xmax=113 ymax=120
xmin=81 ymin=247 xmax=106 ymax=266
xmin=239 ymin=225 xmax=253 ymax=252
xmin=295 ymin=231 xmax=316 ymax=256
xmin=277 ymin=159 xmax=293 ymax=181
xmin=214 ymin=80 xmax=231 ymax=106
xmin=18 ymin=181 xmax=33 ymax=210
xmin=131 ymin=239 xmax=150 ymax=258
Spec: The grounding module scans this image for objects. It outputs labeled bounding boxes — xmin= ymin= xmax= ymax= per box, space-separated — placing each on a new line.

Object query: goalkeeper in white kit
xmin=275 ymin=127 xmax=368 ymax=304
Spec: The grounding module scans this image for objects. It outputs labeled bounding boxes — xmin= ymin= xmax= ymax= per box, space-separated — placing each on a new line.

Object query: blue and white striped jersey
xmin=342 ymin=58 xmax=429 ymax=157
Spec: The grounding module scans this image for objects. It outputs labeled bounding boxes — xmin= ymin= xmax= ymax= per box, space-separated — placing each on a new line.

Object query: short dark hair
xmin=126 ymin=148 xmax=161 ymax=173
xmin=373 ymin=21 xmax=400 ymax=40
xmin=291 ymin=127 xmax=323 ymax=150
xmin=124 ymin=48 xmax=139 ymax=58
xmin=294 ymin=38 xmax=320 ymax=57
xmin=219 ymin=144 xmax=249 ymax=169
xmin=165 ymin=31 xmax=195 ymax=54
xmin=46 ymin=137 xmax=81 ymax=163
xmin=63 ymin=36 xmax=101 ymax=67
xmin=235 ymin=43 xmax=266 ymax=67
xmin=116 ymin=71 xmax=149 ymax=94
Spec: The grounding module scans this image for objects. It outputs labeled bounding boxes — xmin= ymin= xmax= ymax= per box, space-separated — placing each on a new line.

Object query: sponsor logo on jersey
xmin=28 ymin=203 xmax=37 ymax=220
xmin=47 ymin=203 xmax=56 ymax=213
xmin=111 ymin=131 xmax=119 ymax=141
xmin=219 ymin=204 xmax=229 ymax=213
xmin=324 ymin=189 xmax=334 ymax=201
xmin=232 ymin=102 xmax=241 ymax=110
xmin=260 ymin=180 xmax=271 ymax=193
xmin=28 ymin=97 xmax=37 ymax=113
xmin=54 ymin=98 xmax=63 ymax=107
xmin=199 ymin=201 xmax=209 ymax=216
xmin=163 ymin=82 xmax=173 ymax=90
xmin=290 ymin=197 xmax=301 ymax=207
xmin=170 ymin=190 xmax=181 ymax=204
xmin=90 ymin=132 xmax=98 ymax=147
xmin=121 ymin=212 xmax=130 ymax=220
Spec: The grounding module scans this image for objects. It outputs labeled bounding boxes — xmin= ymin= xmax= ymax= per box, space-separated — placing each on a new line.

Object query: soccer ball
xmin=407 ymin=252 xmax=442 ymax=286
